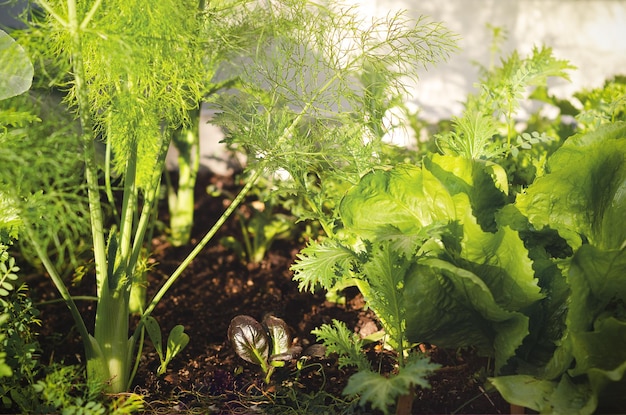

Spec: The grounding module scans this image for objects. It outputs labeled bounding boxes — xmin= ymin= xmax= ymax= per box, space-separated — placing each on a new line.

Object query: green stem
xmin=169 ymin=118 xmax=200 ymax=247
xmin=117 ymin=139 xmax=138 ymax=278
xmin=66 ymin=0 xmax=108 ymax=295
xmin=129 ymin=128 xmax=170 ymax=270
xmin=94 ymin=284 xmax=130 ymax=392
xmin=137 ymin=166 xmax=265 ymax=329
xmin=23 ymin=225 xmax=91 ymax=348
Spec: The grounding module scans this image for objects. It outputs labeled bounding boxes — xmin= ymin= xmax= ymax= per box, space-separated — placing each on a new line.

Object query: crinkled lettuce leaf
xmin=339 ymin=163 xmax=456 ymax=241
xmin=404 ymin=258 xmax=531 ymax=372
xmin=516 ymin=122 xmax=626 ymax=250
xmin=424 ymin=154 xmax=508 ymax=231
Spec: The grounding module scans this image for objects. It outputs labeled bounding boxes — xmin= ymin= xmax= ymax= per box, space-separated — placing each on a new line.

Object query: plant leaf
xmin=516 ymin=122 xmax=626 ymax=250
xmin=263 ymin=314 xmax=290 ymax=358
xmin=311 ymin=319 xmax=370 ymax=371
xmin=359 ymin=241 xmax=409 ymax=351
xmin=490 ymin=374 xmax=596 ymax=415
xmin=343 ymin=357 xmax=439 ymax=415
xmin=404 ymin=258 xmax=530 ymax=372
xmin=424 ymin=154 xmax=508 ymax=232
xmin=160 ymin=325 xmax=189 ymax=375
xmin=228 ymin=315 xmax=270 ymax=367
xmin=340 ymin=164 xmax=456 ymax=241
xmin=291 ymin=239 xmax=357 ymax=292
xmin=343 ymin=370 xmax=401 ymax=415
xmin=0 ymin=29 xmax=33 ymax=100
xmin=144 ymin=316 xmax=164 ymax=363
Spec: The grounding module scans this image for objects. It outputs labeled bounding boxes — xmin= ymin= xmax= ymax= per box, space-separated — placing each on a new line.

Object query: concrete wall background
xmin=347 ymin=0 xmax=626 ymax=121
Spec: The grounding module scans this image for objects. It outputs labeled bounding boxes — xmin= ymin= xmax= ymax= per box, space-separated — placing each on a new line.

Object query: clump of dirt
xmin=32 ymin=172 xmax=509 ymax=414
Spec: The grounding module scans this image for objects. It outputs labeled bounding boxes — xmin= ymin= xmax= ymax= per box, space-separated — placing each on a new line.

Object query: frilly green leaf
xmin=343 ymin=356 xmax=439 ymax=415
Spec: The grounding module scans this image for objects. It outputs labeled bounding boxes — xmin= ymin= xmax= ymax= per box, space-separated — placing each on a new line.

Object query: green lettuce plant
xmin=292 ymin=155 xmax=543 ymax=373
xmin=490 ymin=121 xmax=626 ymax=414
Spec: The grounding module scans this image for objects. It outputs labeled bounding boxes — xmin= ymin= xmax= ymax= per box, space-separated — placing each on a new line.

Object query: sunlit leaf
xmin=0 ymin=29 xmax=33 ymax=100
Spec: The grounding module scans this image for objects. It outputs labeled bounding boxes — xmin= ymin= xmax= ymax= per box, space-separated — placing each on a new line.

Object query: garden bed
xmin=33 ymin=172 xmax=509 ymax=415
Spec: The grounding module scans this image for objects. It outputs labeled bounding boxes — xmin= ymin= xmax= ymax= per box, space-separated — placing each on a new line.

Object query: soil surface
xmin=30 ymin=172 xmax=510 ymax=414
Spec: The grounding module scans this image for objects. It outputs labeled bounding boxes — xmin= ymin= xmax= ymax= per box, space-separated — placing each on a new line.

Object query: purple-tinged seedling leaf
xmin=229 ymin=315 xmax=270 ymax=367
xmin=263 ymin=314 xmax=290 ymax=358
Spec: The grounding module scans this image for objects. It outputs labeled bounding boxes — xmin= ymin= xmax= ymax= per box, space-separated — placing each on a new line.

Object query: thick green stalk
xmin=93 ymin=138 xmax=138 ymax=393
xmin=168 ymin=116 xmax=200 ymax=247
xmin=93 ymin=284 xmax=131 ymax=392
xmin=128 ymin=129 xmax=171 ymax=314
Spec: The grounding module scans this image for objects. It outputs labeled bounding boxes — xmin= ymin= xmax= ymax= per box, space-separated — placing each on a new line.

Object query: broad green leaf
xmin=490 ymin=374 xmax=596 ymax=415
xmin=460 ymin=216 xmax=543 ymax=310
xmin=144 ymin=316 xmax=164 ymax=363
xmin=0 ymin=29 xmax=33 ymax=100
xmin=540 ymin=246 xmax=626 ymax=379
xmin=570 ymin=317 xmax=626 ymax=385
xmin=340 ymin=164 xmax=456 ymax=240
xmin=424 ymin=154 xmax=508 ymax=231
xmin=162 ymin=325 xmax=189 ymax=374
xmin=516 ymin=122 xmax=626 ymax=250
xmin=404 ymin=258 xmax=529 ymax=372
xmin=568 ymin=246 xmax=626 ymax=333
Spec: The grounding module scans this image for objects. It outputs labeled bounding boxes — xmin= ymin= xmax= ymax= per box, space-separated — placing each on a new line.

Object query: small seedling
xmin=228 ymin=314 xmax=301 ymax=384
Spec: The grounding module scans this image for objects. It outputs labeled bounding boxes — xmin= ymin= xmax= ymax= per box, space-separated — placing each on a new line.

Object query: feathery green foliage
xmin=214 ymin=3 xmax=457 ymax=235
xmin=436 ymin=42 xmax=574 ymax=174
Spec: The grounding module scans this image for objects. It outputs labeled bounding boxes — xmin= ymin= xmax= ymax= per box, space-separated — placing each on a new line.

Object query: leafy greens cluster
xmin=293 ymin=39 xmax=626 ymax=414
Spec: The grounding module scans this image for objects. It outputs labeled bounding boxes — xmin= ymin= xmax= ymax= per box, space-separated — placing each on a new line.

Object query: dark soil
xmin=31 ymin=172 xmax=510 ymax=415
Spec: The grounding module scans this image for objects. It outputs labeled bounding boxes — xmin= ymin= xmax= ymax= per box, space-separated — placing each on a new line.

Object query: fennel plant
xmin=13 ymin=0 xmax=283 ymax=393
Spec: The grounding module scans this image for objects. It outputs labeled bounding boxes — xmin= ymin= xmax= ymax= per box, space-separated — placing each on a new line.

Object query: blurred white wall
xmin=347 ymin=0 xmax=626 ymax=121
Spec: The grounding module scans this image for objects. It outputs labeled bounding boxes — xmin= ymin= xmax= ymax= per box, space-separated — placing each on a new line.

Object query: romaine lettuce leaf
xmin=339 ymin=164 xmax=456 ymax=241
xmin=516 ymin=122 xmax=626 ymax=250
xmin=404 ymin=258 xmax=530 ymax=372
xmin=490 ymin=373 xmax=597 ymax=415
xmin=424 ymin=154 xmax=508 ymax=231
